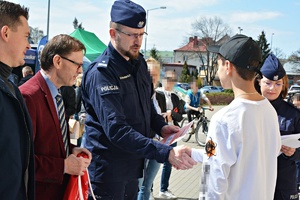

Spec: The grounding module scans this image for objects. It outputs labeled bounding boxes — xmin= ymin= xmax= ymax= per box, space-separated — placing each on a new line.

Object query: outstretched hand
xmin=168 ymin=145 xmax=197 ymax=170
xmin=161 ymin=125 xmax=180 ymax=138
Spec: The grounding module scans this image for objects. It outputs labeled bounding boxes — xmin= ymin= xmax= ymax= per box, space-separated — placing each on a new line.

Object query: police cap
xmin=260 ymin=53 xmax=286 ymax=81
xmin=111 ymin=0 xmax=146 ymax=29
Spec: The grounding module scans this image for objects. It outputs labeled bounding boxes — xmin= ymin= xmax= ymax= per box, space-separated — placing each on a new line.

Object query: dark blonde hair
xmin=218 ymin=54 xmax=260 ymax=81
xmin=146 ymin=57 xmax=160 ymax=70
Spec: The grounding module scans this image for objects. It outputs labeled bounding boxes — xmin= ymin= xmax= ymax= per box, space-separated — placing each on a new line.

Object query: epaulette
xmin=96 ymin=56 xmax=109 ymax=69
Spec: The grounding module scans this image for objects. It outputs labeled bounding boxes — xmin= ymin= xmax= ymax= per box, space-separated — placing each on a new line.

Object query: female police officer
xmin=256 ymin=53 xmax=300 ymax=200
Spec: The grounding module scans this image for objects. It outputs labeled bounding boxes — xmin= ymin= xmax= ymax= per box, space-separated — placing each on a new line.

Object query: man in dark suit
xmin=20 ymin=34 xmax=92 ymax=200
xmin=18 ymin=65 xmax=34 ymax=86
xmin=0 ymin=2 xmax=35 ymax=199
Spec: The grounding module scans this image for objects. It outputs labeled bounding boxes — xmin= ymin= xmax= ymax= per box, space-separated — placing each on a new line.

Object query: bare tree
xmin=272 ymin=47 xmax=286 ymax=60
xmin=29 ymin=26 xmax=44 ymax=44
xmin=288 ymin=49 xmax=300 ymax=64
xmin=191 ymin=16 xmax=232 ymax=85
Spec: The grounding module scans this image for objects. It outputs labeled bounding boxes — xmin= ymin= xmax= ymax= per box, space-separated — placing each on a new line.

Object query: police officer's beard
xmin=124 ymin=46 xmax=139 ymax=60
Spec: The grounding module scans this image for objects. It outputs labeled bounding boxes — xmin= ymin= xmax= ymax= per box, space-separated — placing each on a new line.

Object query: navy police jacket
xmin=81 ymin=43 xmax=172 ymax=182
xmin=271 ymin=97 xmax=300 ymax=191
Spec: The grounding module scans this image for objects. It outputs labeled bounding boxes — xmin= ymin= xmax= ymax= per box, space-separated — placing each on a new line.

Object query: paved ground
xmin=152 ymin=106 xmax=223 ymax=200
xmin=71 ymin=105 xmax=224 ymax=200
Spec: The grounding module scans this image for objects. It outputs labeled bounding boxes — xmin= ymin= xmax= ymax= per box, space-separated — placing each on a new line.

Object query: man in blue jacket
xmin=0 ymin=1 xmax=34 ymax=199
xmin=81 ymin=1 xmax=196 ymax=199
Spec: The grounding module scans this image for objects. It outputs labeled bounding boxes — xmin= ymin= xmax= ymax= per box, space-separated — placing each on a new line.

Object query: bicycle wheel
xmin=195 ymin=119 xmax=209 ymax=147
xmin=180 ymin=118 xmax=192 ymax=142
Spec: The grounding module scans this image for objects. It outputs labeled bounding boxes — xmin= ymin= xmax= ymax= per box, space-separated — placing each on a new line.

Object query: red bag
xmin=63 ymin=153 xmax=96 ymax=200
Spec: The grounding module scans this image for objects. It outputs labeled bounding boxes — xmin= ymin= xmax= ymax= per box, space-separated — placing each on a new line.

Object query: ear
xmin=52 ymin=54 xmax=61 ymax=69
xmin=109 ymin=28 xmax=116 ymax=40
xmin=0 ymin=26 xmax=10 ymax=42
xmin=225 ymin=60 xmax=233 ymax=75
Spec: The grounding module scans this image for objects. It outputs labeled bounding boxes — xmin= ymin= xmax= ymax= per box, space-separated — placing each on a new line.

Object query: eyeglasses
xmin=60 ymin=56 xmax=83 ymax=70
xmin=261 ymin=80 xmax=283 ymax=88
xmin=115 ymin=29 xmax=148 ymax=39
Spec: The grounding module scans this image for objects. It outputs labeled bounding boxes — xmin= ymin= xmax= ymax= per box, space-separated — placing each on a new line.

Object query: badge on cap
xmin=137 ymin=21 xmax=145 ymax=28
xmin=273 ymin=75 xmax=278 ymax=81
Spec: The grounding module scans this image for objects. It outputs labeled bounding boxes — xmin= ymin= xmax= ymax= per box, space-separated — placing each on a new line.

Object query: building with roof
xmin=144 ymin=50 xmax=174 ymax=63
xmin=173 ymin=35 xmax=230 ymax=85
xmin=162 ymin=62 xmax=197 ymax=81
xmin=284 ymin=61 xmax=300 ymax=86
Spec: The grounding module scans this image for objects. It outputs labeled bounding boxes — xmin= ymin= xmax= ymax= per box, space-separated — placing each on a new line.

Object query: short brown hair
xmin=40 ymin=34 xmax=86 ymax=71
xmin=0 ymin=1 xmax=29 ymax=31
xmin=110 ymin=21 xmax=122 ymax=29
xmin=218 ymin=54 xmax=260 ymax=81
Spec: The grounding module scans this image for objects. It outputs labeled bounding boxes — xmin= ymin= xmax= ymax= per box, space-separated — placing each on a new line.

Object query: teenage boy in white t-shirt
xmin=188 ymin=34 xmax=281 ymax=200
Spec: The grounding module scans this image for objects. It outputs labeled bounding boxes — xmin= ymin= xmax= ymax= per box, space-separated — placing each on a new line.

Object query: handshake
xmin=161 ymin=124 xmax=198 ymax=170
xmin=168 ymin=145 xmax=197 ymax=170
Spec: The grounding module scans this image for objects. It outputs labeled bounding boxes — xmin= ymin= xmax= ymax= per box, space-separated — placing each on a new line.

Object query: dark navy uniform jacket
xmin=81 ymin=43 xmax=172 ymax=183
xmin=271 ymin=97 xmax=300 ymax=192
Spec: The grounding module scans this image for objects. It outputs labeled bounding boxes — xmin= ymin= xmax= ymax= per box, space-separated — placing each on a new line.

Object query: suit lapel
xmin=36 ymin=72 xmax=67 ymax=157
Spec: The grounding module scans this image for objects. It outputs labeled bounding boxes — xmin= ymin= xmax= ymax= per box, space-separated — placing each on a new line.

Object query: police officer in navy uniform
xmin=81 ymin=1 xmax=196 ymax=199
xmin=256 ymin=53 xmax=300 ymax=200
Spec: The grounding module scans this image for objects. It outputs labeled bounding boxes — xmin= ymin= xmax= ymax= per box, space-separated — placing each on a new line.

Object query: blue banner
xmin=36 ymin=36 xmax=48 ymax=73
xmin=24 ymin=49 xmax=37 ymax=65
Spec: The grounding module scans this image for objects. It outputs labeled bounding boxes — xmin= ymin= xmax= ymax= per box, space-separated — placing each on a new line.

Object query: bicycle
xmin=181 ymin=107 xmax=211 ymax=147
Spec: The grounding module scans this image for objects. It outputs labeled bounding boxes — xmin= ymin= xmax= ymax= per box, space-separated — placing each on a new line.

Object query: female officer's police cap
xmin=110 ymin=0 xmax=146 ymax=29
xmin=260 ymin=53 xmax=286 ymax=81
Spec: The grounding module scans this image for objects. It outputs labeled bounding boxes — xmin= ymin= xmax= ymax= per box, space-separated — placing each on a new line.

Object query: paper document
xmin=281 ymin=133 xmax=300 ymax=148
xmin=161 ymin=120 xmax=194 ymax=145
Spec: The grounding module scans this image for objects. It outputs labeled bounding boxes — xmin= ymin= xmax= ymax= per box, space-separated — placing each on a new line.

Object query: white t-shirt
xmin=192 ymin=98 xmax=281 ymax=200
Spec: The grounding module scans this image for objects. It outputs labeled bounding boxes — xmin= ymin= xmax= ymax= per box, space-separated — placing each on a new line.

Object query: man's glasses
xmin=60 ymin=56 xmax=83 ymax=70
xmin=115 ymin=29 xmax=148 ymax=39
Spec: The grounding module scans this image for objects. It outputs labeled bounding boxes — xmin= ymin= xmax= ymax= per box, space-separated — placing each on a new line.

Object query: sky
xmin=10 ymin=0 xmax=300 ymax=58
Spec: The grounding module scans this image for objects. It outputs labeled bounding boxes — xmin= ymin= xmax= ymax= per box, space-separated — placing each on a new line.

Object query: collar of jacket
xmin=108 ymin=42 xmax=141 ymax=76
xmin=270 ymin=96 xmax=283 ymax=109
xmin=0 ymin=61 xmax=13 ymax=79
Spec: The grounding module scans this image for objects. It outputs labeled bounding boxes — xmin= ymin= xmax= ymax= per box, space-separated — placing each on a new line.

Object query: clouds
xmin=230 ymin=11 xmax=283 ymax=23
xmin=162 ymin=0 xmax=219 ymax=11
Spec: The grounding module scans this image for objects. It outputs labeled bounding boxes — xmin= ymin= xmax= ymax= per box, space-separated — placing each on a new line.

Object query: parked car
xmin=288 ymin=85 xmax=300 ymax=93
xmin=200 ymin=86 xmax=224 ymax=93
xmin=176 ymin=82 xmax=191 ymax=90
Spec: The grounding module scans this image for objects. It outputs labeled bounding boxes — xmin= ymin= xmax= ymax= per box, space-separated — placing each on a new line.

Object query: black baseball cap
xmin=208 ymin=34 xmax=262 ymax=74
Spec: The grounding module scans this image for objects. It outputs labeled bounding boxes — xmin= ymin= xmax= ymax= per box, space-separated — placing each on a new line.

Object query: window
xmin=183 ymin=55 xmax=188 ymax=61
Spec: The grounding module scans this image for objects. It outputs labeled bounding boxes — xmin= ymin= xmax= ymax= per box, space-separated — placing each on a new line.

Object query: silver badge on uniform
xmin=273 ymin=75 xmax=278 ymax=81
xmin=137 ymin=21 xmax=144 ymax=28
